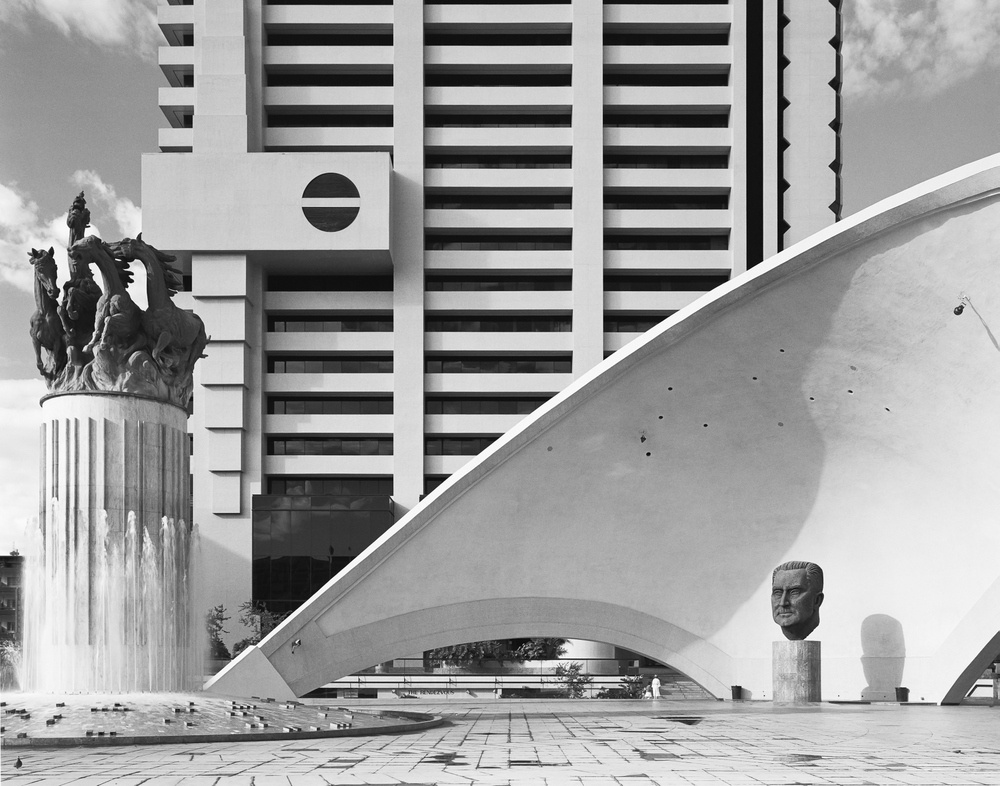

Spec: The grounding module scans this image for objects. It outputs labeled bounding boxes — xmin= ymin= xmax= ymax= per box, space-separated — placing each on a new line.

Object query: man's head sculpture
xmin=771 ymin=561 xmax=824 ymax=640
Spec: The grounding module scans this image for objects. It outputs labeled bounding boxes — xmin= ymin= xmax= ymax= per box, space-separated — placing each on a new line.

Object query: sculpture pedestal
xmin=773 ymin=640 xmax=821 ymax=704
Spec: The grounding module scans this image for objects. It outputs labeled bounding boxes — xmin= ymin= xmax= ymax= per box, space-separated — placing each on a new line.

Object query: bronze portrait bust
xmin=771 ymin=561 xmax=824 ymax=640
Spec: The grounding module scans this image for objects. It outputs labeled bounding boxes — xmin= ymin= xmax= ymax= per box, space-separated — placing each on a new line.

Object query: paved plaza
xmin=2 ymin=699 xmax=999 ymax=785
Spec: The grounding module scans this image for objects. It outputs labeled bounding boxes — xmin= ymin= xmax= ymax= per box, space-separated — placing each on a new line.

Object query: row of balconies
xmin=261 ymin=84 xmax=729 ymax=111
xmin=264 ymin=454 xmax=487 ymax=477
xmin=160 ymin=121 xmax=731 ymax=153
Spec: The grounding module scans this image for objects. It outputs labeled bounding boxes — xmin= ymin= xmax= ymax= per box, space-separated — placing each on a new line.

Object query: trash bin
xmin=894 ymin=687 xmax=909 ymax=702
xmin=731 ymin=685 xmax=743 ymax=701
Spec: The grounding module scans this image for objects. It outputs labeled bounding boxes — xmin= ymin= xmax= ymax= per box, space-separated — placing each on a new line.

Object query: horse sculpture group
xmin=29 ymin=233 xmax=207 ymax=408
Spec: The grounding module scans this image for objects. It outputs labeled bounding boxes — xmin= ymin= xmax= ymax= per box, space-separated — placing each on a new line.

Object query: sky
xmin=1 ymin=0 xmax=1000 ymax=552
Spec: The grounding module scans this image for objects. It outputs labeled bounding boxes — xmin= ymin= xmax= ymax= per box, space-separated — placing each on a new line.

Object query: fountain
xmin=21 ymin=193 xmax=207 ymax=693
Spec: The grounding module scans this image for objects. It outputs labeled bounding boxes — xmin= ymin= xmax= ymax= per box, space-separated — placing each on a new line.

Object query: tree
xmin=554 ymin=662 xmax=593 ymax=698
xmin=232 ymin=600 xmax=290 ymax=658
xmin=205 ymin=604 xmax=231 ymax=660
xmin=512 ymin=638 xmax=566 ymax=661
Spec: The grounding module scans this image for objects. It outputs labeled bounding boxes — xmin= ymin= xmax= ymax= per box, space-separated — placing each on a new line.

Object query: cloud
xmin=0 ymin=183 xmax=68 ymax=293
xmin=0 ymin=378 xmax=46 ymax=552
xmin=843 ymin=0 xmax=1000 ymax=99
xmin=0 ymin=0 xmax=160 ymax=59
xmin=72 ymin=170 xmax=142 ymax=239
xmin=0 ymin=177 xmax=142 ymax=294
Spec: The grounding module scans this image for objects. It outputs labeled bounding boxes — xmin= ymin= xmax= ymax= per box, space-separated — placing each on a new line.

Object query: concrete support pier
xmin=773 ymin=640 xmax=821 ymax=704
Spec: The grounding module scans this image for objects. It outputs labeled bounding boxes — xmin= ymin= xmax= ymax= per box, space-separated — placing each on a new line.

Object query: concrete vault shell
xmin=207 ymin=155 xmax=1000 ymax=704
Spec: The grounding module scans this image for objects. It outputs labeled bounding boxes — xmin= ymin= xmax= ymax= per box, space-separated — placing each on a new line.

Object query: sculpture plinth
xmin=773 ymin=640 xmax=822 ymax=704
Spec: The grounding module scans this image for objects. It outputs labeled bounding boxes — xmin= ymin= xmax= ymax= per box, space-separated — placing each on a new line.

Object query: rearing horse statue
xmin=108 ymin=235 xmax=208 ymax=381
xmin=29 ymin=247 xmax=67 ymax=382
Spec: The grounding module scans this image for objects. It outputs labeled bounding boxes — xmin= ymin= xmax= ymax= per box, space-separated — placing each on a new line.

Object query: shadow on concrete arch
xmin=207 ymin=155 xmax=1000 ymax=703
xmin=860 ymin=614 xmax=905 ymax=702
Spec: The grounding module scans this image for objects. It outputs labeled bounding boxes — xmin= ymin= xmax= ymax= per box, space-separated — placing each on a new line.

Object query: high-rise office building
xmin=143 ymin=0 xmax=842 ymax=627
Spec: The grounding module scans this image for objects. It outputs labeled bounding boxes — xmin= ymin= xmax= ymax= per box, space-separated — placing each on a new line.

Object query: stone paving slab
xmin=0 ymin=693 xmax=440 ymax=747
xmin=0 ymin=699 xmax=998 ymax=785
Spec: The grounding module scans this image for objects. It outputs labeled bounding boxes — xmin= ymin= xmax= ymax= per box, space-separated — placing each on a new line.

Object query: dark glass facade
xmin=252 ymin=494 xmax=394 ymax=613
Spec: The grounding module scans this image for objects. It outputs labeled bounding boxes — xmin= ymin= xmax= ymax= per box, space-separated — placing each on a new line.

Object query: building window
xmin=604 ymin=274 xmax=729 ymax=291
xmin=425 ymin=71 xmax=571 ymax=86
xmin=267 ymin=33 xmax=393 ymax=46
xmin=426 ymin=356 xmax=572 ymax=374
xmin=604 ymin=69 xmax=729 ymax=87
xmin=252 ymin=492 xmax=394 ymax=609
xmin=426 ymin=234 xmax=571 ymax=251
xmin=425 ymin=113 xmax=571 ymax=129
xmin=268 ymin=316 xmax=393 ymax=332
xmin=267 ymin=477 xmax=393 ymax=495
xmin=425 ymin=194 xmax=571 ymax=209
xmin=426 ymin=275 xmax=571 ymax=291
xmin=604 ymin=153 xmax=728 ymax=169
xmin=426 ymin=397 xmax=547 ymax=415
xmin=603 ymin=31 xmax=729 ymax=46
xmin=605 ymin=316 xmax=671 ymax=332
xmin=425 ymin=316 xmax=571 ymax=332
xmin=424 ymin=476 xmax=449 ymax=495
xmin=603 ymin=193 xmax=729 ymax=210
xmin=426 ymin=154 xmax=571 ymax=169
xmin=425 ymin=436 xmax=499 ymax=455
xmin=603 ymin=233 xmax=729 ymax=251
xmin=267 ymin=71 xmax=393 ymax=86
xmin=268 ymin=437 xmax=393 ymax=456
xmin=267 ymin=274 xmax=392 ymax=292
xmin=267 ymin=113 xmax=393 ymax=128
xmin=269 ymin=397 xmax=393 ymax=415
xmin=604 ymin=112 xmax=728 ymax=129
xmin=268 ymin=357 xmax=393 ymax=374
xmin=426 ymin=32 xmax=571 ymax=46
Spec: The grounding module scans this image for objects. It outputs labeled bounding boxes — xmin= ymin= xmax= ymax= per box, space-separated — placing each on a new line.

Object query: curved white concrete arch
xmin=208 ymin=154 xmax=1000 ymax=703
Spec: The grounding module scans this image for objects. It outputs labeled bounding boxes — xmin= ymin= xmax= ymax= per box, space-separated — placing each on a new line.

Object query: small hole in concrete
xmin=667 ymin=386 xmax=673 ymax=391
xmin=752 ymin=376 xmax=758 ymax=380
xmin=703 ymin=423 xmax=708 ymax=428
xmin=779 ymin=348 xmax=785 ymax=353
xmin=658 ymin=415 xmax=663 ymax=420
xmin=809 ymin=397 xmax=815 ymax=401
xmin=848 ymin=389 xmax=854 ymax=394
xmin=778 ymin=422 xmax=784 ymax=427
xmin=850 ymin=365 xmax=857 ymax=371
xmin=546 ymin=446 xmax=553 ymax=452
xmin=645 ymin=452 xmax=651 ymax=457
xmin=885 ymin=407 xmax=891 ymax=412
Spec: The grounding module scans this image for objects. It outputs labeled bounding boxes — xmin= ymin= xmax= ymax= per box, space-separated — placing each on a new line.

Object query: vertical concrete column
xmin=782 ymin=1 xmax=841 ymax=245
xmin=761 ymin=0 xmax=782 ymax=260
xmin=729 ymin=1 xmax=749 ymax=276
xmin=571 ymin=0 xmax=604 ymax=376
xmin=191 ymin=253 xmax=259 ymax=625
xmin=194 ymin=0 xmax=249 ymax=152
xmin=392 ymin=0 xmax=426 ymax=511
xmin=773 ymin=640 xmax=822 ymax=703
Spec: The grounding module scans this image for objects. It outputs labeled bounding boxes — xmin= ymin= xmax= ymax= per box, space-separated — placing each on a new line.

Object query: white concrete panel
xmin=263 ymin=455 xmax=393 ymax=475
xmin=603 ymin=4 xmax=731 ymax=25
xmin=426 ymin=414 xmax=525 ymax=435
xmin=211 ymin=472 xmax=242 ymax=514
xmin=603 ymin=209 xmax=731 ymax=231
xmin=424 ymin=169 xmax=572 ymax=191
xmin=425 ymin=333 xmax=573 ymax=354
xmin=425 ymin=86 xmax=571 ymax=111
xmin=265 ymin=374 xmax=394 ymax=395
xmin=425 ymin=209 xmax=572 ymax=231
xmin=425 ymin=250 xmax=573 ymax=272
xmin=265 ymin=86 xmax=393 ymax=111
xmin=142 ymin=153 xmax=391 ymax=255
xmin=265 ymin=333 xmax=392 ymax=354
xmin=197 ymin=342 xmax=249 ymax=387
xmin=425 ymin=374 xmax=572 ymax=395
xmin=264 ymin=127 xmax=393 ymax=151
xmin=604 ymin=169 xmax=730 ymax=191
xmin=202 ymin=387 xmax=246 ymax=430
xmin=604 ymin=127 xmax=731 ymax=150
xmin=604 ymin=45 xmax=730 ymax=67
xmin=604 ymin=250 xmax=731 ymax=273
xmin=425 ymin=127 xmax=572 ymax=151
xmin=424 ymin=291 xmax=572 ymax=312
xmin=425 ymin=4 xmax=571 ymax=26
xmin=604 ymin=291 xmax=704 ymax=312
xmin=208 ymin=429 xmax=243 ymax=472
xmin=265 ymin=414 xmax=394 ymax=435
xmin=604 ymin=86 xmax=731 ymax=109
xmin=265 ymin=291 xmax=392 ymax=312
